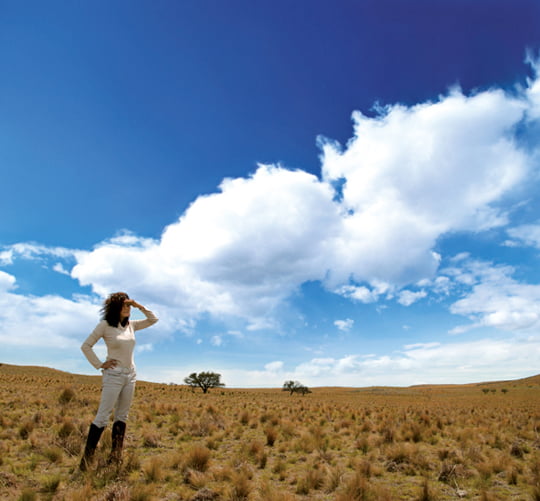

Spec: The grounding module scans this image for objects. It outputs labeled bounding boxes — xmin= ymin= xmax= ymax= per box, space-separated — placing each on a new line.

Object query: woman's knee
xmin=92 ymin=415 xmax=110 ymax=428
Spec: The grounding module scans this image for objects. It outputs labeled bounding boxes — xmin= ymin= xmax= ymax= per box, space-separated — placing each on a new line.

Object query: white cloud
xmin=0 ymin=270 xmax=16 ymax=291
xmin=507 ymin=223 xmax=540 ymax=248
xmin=335 ymin=280 xmax=393 ymax=303
xmin=334 ymin=318 xmax=354 ymax=332
xmin=264 ymin=361 xmax=284 ymax=372
xmin=525 ymin=52 xmax=540 ymax=120
xmin=1 ymin=242 xmax=81 ymax=263
xmin=136 ymin=343 xmax=154 ymax=353
xmin=0 ymin=274 xmax=167 ymax=364
xmin=398 ymin=289 xmax=427 ymax=306
xmin=211 ymin=335 xmax=223 ymax=347
xmin=335 ymin=285 xmax=378 ymax=303
xmin=0 ymin=278 xmax=99 ymax=348
xmin=444 ymin=258 xmax=540 ymax=333
xmin=53 ymin=263 xmax=71 ymax=275
xmin=320 ymin=85 xmax=529 ymax=287
xmin=70 ymin=165 xmax=341 ymax=329
xmin=0 ymin=250 xmax=13 ymax=265
xmin=227 ymin=330 xmax=244 ymax=338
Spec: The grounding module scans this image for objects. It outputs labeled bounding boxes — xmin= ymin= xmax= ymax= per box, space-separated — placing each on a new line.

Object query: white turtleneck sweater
xmin=81 ymin=308 xmax=158 ymax=370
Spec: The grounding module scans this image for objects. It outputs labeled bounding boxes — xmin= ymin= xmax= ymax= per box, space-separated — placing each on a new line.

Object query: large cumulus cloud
xmin=68 ymin=71 xmax=537 ymax=330
xmin=320 ymin=86 xmax=528 ymax=287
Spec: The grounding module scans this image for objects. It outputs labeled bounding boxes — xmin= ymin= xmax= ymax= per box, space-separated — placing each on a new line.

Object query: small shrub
xmin=246 ymin=439 xmax=264 ymax=459
xmin=42 ymin=447 xmax=63 ymax=463
xmin=18 ymin=490 xmax=37 ymax=501
xmin=257 ymin=481 xmax=296 ymax=501
xmin=143 ymin=456 xmax=164 ymax=483
xmin=356 ymin=435 xmax=370 ymax=454
xmin=41 ymin=474 xmax=61 ymax=493
xmin=190 ymin=488 xmax=219 ymax=501
xmin=239 ymin=410 xmax=250 ymax=425
xmin=18 ymin=421 xmax=34 ymax=440
xmin=272 ymin=458 xmax=287 ymax=480
xmin=438 ymin=462 xmax=457 ymax=483
xmin=325 ymin=465 xmax=344 ymax=493
xmin=356 ymin=459 xmax=373 ymax=478
xmin=57 ymin=419 xmax=77 ymax=439
xmin=296 ymin=467 xmax=325 ymax=494
xmin=102 ymin=483 xmax=130 ymax=501
xmin=58 ymin=387 xmax=76 ymax=404
xmin=257 ymin=451 xmax=267 ymax=469
xmin=130 ymin=484 xmax=156 ymax=501
xmin=142 ymin=431 xmax=160 ymax=448
xmin=124 ymin=450 xmax=141 ymax=472
xmin=507 ymin=468 xmax=518 ymax=485
xmin=265 ymin=426 xmax=277 ymax=446
xmin=510 ymin=441 xmax=525 ymax=458
xmin=228 ymin=470 xmax=251 ymax=500
xmin=382 ymin=426 xmax=395 ymax=444
xmin=336 ymin=471 xmax=371 ymax=501
xmin=418 ymin=478 xmax=433 ymax=501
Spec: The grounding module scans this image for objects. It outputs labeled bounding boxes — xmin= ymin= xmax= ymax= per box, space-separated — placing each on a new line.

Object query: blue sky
xmin=2 ymin=0 xmax=540 ymax=387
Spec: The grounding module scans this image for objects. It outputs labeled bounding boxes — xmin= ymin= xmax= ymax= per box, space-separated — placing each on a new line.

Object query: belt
xmin=105 ymin=366 xmax=135 ymax=374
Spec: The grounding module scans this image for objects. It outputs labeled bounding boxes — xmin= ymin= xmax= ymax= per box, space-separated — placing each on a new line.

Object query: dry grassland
xmin=1 ymin=363 xmax=540 ymax=500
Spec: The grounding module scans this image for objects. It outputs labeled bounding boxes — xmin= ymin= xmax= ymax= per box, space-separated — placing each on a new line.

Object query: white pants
xmin=93 ymin=367 xmax=136 ymax=428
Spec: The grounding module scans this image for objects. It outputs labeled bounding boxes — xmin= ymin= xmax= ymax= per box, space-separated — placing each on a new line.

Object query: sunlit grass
xmin=0 ymin=363 xmax=539 ymax=500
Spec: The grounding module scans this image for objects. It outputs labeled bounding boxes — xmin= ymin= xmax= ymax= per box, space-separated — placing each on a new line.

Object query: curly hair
xmin=101 ymin=292 xmax=130 ymax=327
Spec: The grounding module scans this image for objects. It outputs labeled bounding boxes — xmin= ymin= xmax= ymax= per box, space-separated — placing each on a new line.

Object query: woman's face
xmin=120 ymin=302 xmax=131 ymax=319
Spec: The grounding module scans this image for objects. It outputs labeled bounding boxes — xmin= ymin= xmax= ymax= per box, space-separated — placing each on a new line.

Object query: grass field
xmin=1 ymin=363 xmax=539 ymax=500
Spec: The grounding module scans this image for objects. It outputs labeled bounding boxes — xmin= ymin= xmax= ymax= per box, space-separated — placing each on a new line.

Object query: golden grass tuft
xmin=227 ymin=469 xmax=251 ymax=501
xmin=184 ymin=444 xmax=211 ymax=472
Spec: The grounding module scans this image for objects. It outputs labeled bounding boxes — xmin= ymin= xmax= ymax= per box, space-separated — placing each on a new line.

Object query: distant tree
xmin=481 ymin=388 xmax=489 ymax=395
xmin=184 ymin=372 xmax=225 ymax=393
xmin=283 ymin=380 xmax=298 ymax=395
xmin=501 ymin=388 xmax=508 ymax=394
xmin=282 ymin=380 xmax=311 ymax=396
xmin=296 ymin=385 xmax=312 ymax=396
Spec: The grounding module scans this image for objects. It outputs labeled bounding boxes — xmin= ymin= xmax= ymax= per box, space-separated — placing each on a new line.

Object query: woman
xmin=79 ymin=292 xmax=158 ymax=471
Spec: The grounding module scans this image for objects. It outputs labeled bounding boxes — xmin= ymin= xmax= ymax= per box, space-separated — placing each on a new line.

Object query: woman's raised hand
xmin=125 ymin=299 xmax=143 ymax=309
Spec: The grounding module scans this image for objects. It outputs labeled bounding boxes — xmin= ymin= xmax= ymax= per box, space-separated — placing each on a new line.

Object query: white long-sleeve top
xmin=81 ymin=308 xmax=158 ymax=370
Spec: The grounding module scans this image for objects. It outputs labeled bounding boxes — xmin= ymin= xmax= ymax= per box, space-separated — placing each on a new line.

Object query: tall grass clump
xmin=335 ymin=471 xmax=372 ymax=501
xmin=295 ymin=465 xmax=325 ymax=494
xmin=185 ymin=444 xmax=211 ymax=472
xmin=143 ymin=456 xmax=164 ymax=483
xmin=227 ymin=470 xmax=251 ymax=501
xmin=265 ymin=426 xmax=277 ymax=446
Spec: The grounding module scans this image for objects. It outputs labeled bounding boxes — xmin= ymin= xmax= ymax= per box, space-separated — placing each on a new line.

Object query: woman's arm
xmin=127 ymin=300 xmax=159 ymax=331
xmin=81 ymin=322 xmax=107 ymax=370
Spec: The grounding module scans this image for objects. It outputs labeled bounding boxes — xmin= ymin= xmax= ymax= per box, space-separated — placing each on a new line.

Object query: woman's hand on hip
xmin=101 ymin=359 xmax=118 ymax=369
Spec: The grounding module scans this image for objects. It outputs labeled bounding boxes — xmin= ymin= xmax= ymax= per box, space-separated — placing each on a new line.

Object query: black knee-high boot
xmin=80 ymin=423 xmax=104 ymax=471
xmin=108 ymin=420 xmax=126 ymax=465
